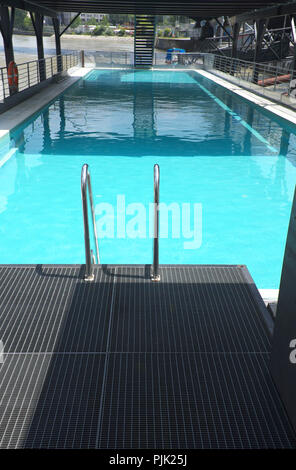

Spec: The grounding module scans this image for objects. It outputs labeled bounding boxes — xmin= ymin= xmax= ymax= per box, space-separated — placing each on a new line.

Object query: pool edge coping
xmin=194 ymin=68 xmax=296 ymax=126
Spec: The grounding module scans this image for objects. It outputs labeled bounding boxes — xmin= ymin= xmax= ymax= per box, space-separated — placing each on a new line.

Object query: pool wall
xmin=0 ymin=67 xmax=91 ymax=144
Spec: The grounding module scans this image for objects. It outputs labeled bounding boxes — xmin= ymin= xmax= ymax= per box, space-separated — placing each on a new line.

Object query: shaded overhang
xmin=1 ymin=0 xmax=295 ymax=20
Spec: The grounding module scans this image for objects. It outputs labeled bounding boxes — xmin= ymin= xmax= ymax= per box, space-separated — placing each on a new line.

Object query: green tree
xmin=23 ymin=16 xmax=33 ymax=31
xmin=101 ymin=15 xmax=109 ymax=26
xmin=104 ymin=28 xmax=114 ymax=36
xmin=71 ymin=16 xmax=82 ymax=28
xmin=117 ymin=27 xmax=126 ymax=36
xmin=92 ymin=25 xmax=105 ymax=35
xmin=14 ymin=9 xmax=27 ymax=29
xmin=109 ymin=14 xmax=130 ymax=25
xmin=163 ymin=28 xmax=172 ymax=37
xmin=87 ymin=17 xmax=97 ymax=25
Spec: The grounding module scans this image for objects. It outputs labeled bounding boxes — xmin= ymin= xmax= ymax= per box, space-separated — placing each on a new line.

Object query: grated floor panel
xmin=0 ymin=264 xmax=294 ymax=449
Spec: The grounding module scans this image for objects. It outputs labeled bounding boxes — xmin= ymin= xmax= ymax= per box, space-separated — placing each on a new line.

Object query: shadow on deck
xmin=0 ymin=264 xmax=295 ymax=449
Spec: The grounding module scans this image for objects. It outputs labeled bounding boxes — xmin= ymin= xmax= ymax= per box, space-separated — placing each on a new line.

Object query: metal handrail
xmin=0 ymin=52 xmax=80 ymax=101
xmin=151 ymin=164 xmax=160 ymax=282
xmin=81 ymin=164 xmax=100 ymax=281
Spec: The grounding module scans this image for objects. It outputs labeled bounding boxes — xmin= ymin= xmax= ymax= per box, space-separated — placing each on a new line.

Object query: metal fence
xmin=203 ymin=53 xmax=296 ymax=103
xmin=0 ymin=51 xmax=80 ymax=101
xmin=154 ymin=52 xmax=204 ymax=67
xmin=84 ymin=50 xmax=134 ymax=67
xmin=83 ymin=50 xmax=204 ymax=68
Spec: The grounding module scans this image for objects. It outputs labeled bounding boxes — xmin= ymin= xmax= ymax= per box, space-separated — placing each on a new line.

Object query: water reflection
xmin=11 ymin=69 xmax=293 ymax=159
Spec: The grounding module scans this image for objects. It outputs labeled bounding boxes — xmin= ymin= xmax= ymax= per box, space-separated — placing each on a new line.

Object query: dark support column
xmin=291 ymin=16 xmax=296 ymax=74
xmin=0 ymin=6 xmax=16 ymax=95
xmin=230 ymin=22 xmax=240 ymax=75
xmin=231 ymin=22 xmax=240 ymax=58
xmin=215 ymin=17 xmax=233 ymax=41
xmin=271 ymin=185 xmax=296 ymax=433
xmin=30 ymin=12 xmax=46 ymax=81
xmin=252 ymin=18 xmax=267 ymax=83
xmin=52 ymin=17 xmax=62 ymax=72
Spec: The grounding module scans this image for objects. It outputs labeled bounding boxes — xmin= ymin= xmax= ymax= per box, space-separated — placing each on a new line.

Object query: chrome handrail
xmin=151 ymin=164 xmax=160 ymax=281
xmin=81 ymin=164 xmax=100 ymax=281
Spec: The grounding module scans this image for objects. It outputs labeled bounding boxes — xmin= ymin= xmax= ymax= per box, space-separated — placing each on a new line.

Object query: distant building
xmin=80 ymin=13 xmax=106 ymax=23
xmin=58 ymin=12 xmax=77 ymax=26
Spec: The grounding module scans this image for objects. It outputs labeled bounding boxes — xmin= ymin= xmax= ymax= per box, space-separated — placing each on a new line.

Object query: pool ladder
xmin=81 ymin=164 xmax=100 ymax=281
xmin=81 ymin=163 xmax=160 ymax=282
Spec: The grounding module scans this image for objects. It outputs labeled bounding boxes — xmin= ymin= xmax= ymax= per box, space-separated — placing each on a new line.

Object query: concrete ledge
xmin=0 ymin=67 xmax=91 ymax=140
xmin=196 ymin=69 xmax=296 ymax=126
xmin=259 ymin=289 xmax=279 ymax=305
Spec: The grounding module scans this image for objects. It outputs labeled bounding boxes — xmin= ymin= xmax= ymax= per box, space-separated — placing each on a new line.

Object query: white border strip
xmin=195 ymin=69 xmax=296 ymax=126
xmin=0 ymin=67 xmax=92 ymax=140
xmin=0 ymin=147 xmax=17 ymax=168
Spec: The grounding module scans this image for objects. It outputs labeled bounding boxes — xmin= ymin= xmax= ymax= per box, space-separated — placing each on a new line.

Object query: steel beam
xmin=0 ymin=6 xmax=16 ymax=95
xmin=291 ymin=16 xmax=296 ymax=72
xmin=215 ymin=17 xmax=233 ymax=41
xmin=252 ymin=18 xmax=268 ymax=83
xmin=234 ymin=0 xmax=296 ymax=23
xmin=0 ymin=0 xmax=57 ymax=18
xmin=231 ymin=22 xmax=240 ymax=59
xmin=59 ymin=12 xmax=81 ymax=37
xmin=52 ymin=17 xmax=62 ymax=72
xmin=30 ymin=11 xmax=46 ymax=81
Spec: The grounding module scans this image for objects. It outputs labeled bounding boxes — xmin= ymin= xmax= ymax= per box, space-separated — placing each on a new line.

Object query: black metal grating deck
xmin=99 ymin=353 xmax=295 ymax=449
xmin=0 ymin=264 xmax=295 ymax=449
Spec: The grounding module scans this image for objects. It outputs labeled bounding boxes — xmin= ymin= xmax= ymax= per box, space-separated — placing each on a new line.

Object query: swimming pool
xmin=1 ymin=68 xmax=296 ymax=289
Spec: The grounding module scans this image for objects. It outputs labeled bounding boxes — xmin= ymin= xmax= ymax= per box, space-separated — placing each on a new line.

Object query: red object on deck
xmin=258 ymin=74 xmax=291 ymax=87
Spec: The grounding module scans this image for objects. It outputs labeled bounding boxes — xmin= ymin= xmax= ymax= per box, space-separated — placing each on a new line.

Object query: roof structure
xmin=2 ymin=0 xmax=296 ymax=19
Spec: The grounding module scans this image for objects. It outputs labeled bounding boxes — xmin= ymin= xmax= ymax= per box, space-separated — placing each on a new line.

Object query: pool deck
xmin=0 ymin=263 xmax=295 ymax=449
xmin=0 ymin=67 xmax=91 ymax=141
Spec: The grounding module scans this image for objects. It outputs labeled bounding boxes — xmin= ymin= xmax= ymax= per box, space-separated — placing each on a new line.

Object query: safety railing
xmin=84 ymin=50 xmax=134 ymax=67
xmin=81 ymin=164 xmax=100 ymax=282
xmin=203 ymin=53 xmax=296 ymax=103
xmin=151 ymin=164 xmax=160 ymax=282
xmin=154 ymin=52 xmax=204 ymax=67
xmin=82 ymin=50 xmax=204 ymax=68
xmin=0 ymin=51 xmax=80 ymax=101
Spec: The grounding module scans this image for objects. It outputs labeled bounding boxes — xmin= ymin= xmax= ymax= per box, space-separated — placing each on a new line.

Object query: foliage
xmin=163 ymin=28 xmax=172 ymax=37
xmin=71 ymin=16 xmax=82 ymax=28
xmin=23 ymin=16 xmax=33 ymax=31
xmin=14 ymin=9 xmax=27 ymax=29
xmin=101 ymin=16 xmax=110 ymax=27
xmin=108 ymin=14 xmax=133 ymax=25
xmin=86 ymin=18 xmax=97 ymax=25
xmin=92 ymin=25 xmax=105 ymax=36
xmin=117 ymin=27 xmax=126 ymax=36
xmin=104 ymin=28 xmax=114 ymax=36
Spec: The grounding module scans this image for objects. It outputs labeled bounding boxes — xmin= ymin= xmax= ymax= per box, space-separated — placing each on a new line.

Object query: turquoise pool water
xmin=1 ymin=68 xmax=296 ymax=288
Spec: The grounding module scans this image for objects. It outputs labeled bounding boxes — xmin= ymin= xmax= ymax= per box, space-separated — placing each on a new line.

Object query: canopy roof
xmin=2 ymin=0 xmax=296 ymax=20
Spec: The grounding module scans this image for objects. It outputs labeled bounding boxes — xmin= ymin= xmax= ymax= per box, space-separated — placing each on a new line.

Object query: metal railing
xmin=82 ymin=50 xmax=204 ymax=68
xmin=81 ymin=164 xmax=100 ymax=281
xmin=0 ymin=52 xmax=80 ymax=101
xmin=204 ymin=53 xmax=296 ymax=101
xmin=154 ymin=52 xmax=204 ymax=66
xmin=84 ymin=50 xmax=134 ymax=67
xmin=151 ymin=164 xmax=160 ymax=282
